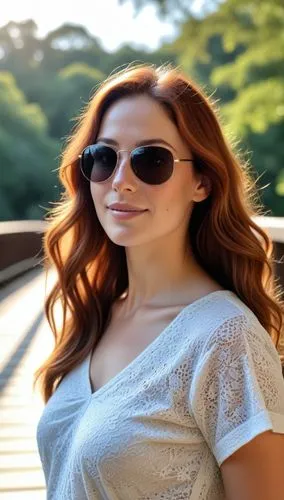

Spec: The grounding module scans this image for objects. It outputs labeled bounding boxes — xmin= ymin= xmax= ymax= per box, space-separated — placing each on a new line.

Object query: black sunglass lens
xmin=131 ymin=146 xmax=173 ymax=185
xmin=81 ymin=145 xmax=117 ymax=182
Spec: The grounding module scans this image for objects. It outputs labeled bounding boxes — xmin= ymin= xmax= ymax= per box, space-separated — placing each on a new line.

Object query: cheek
xmin=155 ymin=180 xmax=191 ymax=218
xmin=162 ymin=179 xmax=196 ymax=235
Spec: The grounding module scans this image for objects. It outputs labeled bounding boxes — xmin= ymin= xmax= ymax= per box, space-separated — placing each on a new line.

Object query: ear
xmin=192 ymin=174 xmax=212 ymax=203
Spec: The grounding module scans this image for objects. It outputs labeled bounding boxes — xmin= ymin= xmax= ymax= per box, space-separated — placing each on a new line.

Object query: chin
xmin=104 ymin=229 xmax=147 ymax=247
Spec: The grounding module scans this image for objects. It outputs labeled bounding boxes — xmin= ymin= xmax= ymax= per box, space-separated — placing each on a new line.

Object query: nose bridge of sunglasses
xmin=113 ymin=149 xmax=134 ymax=173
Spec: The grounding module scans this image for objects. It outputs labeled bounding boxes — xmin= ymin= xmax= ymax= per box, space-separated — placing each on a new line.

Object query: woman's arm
xmin=220 ymin=430 xmax=284 ymax=500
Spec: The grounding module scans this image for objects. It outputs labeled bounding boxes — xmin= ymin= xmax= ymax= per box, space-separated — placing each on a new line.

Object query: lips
xmin=107 ymin=203 xmax=147 ymax=212
xmin=110 ymin=208 xmax=144 ymax=212
xmin=108 ymin=208 xmax=147 ymax=220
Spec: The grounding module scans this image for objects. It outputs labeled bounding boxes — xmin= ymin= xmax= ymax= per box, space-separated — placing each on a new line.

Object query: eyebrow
xmin=96 ymin=137 xmax=177 ymax=153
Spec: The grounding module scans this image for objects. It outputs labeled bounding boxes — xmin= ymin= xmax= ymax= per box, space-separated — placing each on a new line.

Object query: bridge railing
xmin=0 ymin=217 xmax=283 ymax=289
xmin=0 ymin=220 xmax=46 ymax=284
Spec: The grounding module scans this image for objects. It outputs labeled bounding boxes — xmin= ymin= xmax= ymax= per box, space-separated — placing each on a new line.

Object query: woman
xmin=35 ymin=63 xmax=284 ymax=499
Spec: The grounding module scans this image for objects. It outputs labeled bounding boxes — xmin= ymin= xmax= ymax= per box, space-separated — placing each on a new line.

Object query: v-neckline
xmin=85 ymin=289 xmax=234 ymax=399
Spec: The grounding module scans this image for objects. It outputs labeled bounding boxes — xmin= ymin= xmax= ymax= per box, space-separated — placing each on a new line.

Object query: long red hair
xmin=33 ymin=63 xmax=284 ymax=403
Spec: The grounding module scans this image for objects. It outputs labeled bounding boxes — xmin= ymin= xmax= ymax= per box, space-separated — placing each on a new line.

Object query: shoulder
xmin=198 ymin=307 xmax=281 ymax=377
xmin=186 ymin=291 xmax=284 ymax=395
xmin=188 ymin=289 xmax=276 ymax=352
xmin=181 ymin=289 xmax=267 ymax=351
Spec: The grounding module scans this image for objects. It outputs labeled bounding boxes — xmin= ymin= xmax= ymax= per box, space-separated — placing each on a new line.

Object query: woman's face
xmin=90 ymin=94 xmax=209 ymax=248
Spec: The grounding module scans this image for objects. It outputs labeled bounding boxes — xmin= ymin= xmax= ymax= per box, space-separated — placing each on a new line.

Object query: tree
xmin=176 ymin=0 xmax=284 ymax=213
xmin=50 ymin=63 xmax=105 ymax=139
xmin=1 ymin=7 xmax=283 ymax=217
xmin=118 ymin=0 xmax=193 ymax=19
xmin=0 ymin=71 xmax=59 ymax=220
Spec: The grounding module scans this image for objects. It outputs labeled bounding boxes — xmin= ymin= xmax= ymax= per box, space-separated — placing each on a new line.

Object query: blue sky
xmin=1 ymin=0 xmax=205 ymax=52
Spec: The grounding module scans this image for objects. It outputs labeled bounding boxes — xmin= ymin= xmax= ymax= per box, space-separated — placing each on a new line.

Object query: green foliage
xmin=118 ymin=0 xmax=191 ymax=19
xmin=0 ymin=72 xmax=48 ymax=134
xmin=0 ymin=4 xmax=283 ymax=220
xmin=276 ymin=169 xmax=284 ymax=196
xmin=170 ymin=0 xmax=284 ymax=214
xmin=218 ymin=78 xmax=284 ymax=134
xmin=0 ymin=20 xmax=178 ymax=221
xmin=175 ymin=0 xmax=284 ymax=128
xmin=0 ymin=71 xmax=60 ymax=221
xmin=48 ymin=63 xmax=105 ymax=139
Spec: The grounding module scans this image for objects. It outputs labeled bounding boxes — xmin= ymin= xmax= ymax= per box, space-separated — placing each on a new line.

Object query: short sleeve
xmin=189 ymin=314 xmax=284 ymax=467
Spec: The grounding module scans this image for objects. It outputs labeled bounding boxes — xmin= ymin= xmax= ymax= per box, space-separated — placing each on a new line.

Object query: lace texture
xmin=189 ymin=314 xmax=284 ymax=466
xmin=36 ymin=291 xmax=284 ymax=499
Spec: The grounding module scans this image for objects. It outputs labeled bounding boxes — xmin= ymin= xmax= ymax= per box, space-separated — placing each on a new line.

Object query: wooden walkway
xmin=0 ymin=268 xmax=55 ymax=499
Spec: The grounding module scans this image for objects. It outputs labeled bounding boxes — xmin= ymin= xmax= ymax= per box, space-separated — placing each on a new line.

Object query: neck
xmin=119 ymin=237 xmax=208 ymax=313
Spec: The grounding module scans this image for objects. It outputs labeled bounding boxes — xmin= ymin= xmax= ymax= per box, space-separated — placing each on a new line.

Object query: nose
xmin=111 ymin=150 xmax=137 ymax=192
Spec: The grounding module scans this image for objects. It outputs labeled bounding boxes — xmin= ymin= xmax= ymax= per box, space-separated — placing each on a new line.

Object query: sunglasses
xmin=78 ymin=143 xmax=194 ymax=185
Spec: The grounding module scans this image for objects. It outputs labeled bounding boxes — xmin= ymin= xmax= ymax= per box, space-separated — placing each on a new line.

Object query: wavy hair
xmin=33 ymin=62 xmax=284 ymax=403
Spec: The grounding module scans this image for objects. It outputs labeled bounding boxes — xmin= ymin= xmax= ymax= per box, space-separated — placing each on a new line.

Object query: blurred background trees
xmin=0 ymin=0 xmax=283 ymax=220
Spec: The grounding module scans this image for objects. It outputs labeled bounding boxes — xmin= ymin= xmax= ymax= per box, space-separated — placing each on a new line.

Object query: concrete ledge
xmin=253 ymin=216 xmax=284 ymax=243
xmin=0 ymin=258 xmax=43 ymax=285
xmin=0 ymin=221 xmax=46 ymax=285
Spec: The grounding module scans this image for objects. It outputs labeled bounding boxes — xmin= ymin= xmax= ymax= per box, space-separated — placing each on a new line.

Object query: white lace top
xmin=36 ymin=290 xmax=284 ymax=499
